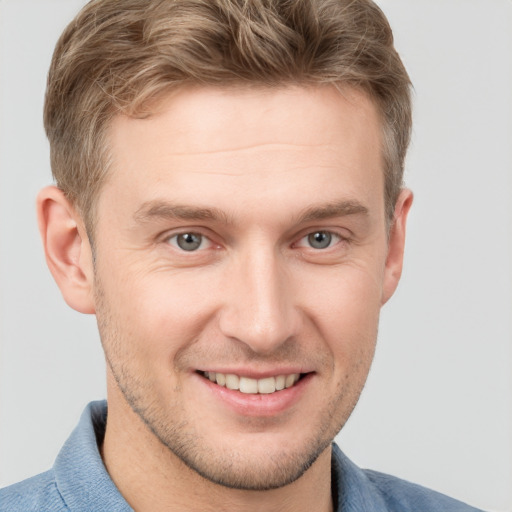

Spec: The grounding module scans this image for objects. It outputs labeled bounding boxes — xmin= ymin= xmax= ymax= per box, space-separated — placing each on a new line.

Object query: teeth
xmin=285 ymin=374 xmax=299 ymax=388
xmin=258 ymin=377 xmax=276 ymax=394
xmin=275 ymin=375 xmax=286 ymax=391
xmin=203 ymin=371 xmax=301 ymax=394
xmin=225 ymin=374 xmax=239 ymax=390
xmin=239 ymin=377 xmax=258 ymax=394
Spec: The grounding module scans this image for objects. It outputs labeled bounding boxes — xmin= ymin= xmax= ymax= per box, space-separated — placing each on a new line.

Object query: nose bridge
xmin=219 ymin=241 xmax=299 ymax=353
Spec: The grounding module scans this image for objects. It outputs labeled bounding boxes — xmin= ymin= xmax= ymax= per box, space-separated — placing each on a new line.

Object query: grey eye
xmin=176 ymin=233 xmax=203 ymax=251
xmin=307 ymin=231 xmax=333 ymax=249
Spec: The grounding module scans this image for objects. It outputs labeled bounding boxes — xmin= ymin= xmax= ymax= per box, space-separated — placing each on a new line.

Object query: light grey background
xmin=0 ymin=1 xmax=511 ymax=511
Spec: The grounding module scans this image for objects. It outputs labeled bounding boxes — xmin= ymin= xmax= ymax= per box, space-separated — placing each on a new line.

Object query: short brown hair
xmin=44 ymin=0 xmax=412 ymax=230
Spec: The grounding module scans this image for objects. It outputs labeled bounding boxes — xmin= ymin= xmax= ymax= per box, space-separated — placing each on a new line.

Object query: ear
xmin=37 ymin=186 xmax=96 ymax=314
xmin=381 ymin=188 xmax=413 ymax=305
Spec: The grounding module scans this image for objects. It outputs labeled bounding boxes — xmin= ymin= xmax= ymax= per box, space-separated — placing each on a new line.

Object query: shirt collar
xmin=53 ymin=400 xmax=385 ymax=512
xmin=54 ymin=400 xmax=132 ymax=511
xmin=331 ymin=443 xmax=388 ymax=511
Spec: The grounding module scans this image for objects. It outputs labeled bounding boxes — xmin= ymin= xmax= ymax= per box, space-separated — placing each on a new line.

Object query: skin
xmin=38 ymin=84 xmax=412 ymax=512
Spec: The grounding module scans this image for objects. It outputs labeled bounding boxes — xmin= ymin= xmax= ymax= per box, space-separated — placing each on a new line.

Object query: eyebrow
xmin=134 ymin=201 xmax=231 ymax=224
xmin=133 ymin=198 xmax=368 ymax=226
xmin=296 ymin=200 xmax=369 ymax=223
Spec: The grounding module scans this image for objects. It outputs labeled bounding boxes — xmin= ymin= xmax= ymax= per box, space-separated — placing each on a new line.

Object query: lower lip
xmin=197 ymin=373 xmax=313 ymax=417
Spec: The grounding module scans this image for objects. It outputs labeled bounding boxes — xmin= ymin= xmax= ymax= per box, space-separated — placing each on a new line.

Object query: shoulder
xmin=331 ymin=444 xmax=485 ymax=512
xmin=0 ymin=470 xmax=68 ymax=512
xmin=362 ymin=468 xmax=484 ymax=511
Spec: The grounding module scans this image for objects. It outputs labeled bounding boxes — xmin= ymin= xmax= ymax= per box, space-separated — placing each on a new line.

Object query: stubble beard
xmin=106 ymin=361 xmax=357 ymax=491
xmin=94 ymin=279 xmax=375 ymax=491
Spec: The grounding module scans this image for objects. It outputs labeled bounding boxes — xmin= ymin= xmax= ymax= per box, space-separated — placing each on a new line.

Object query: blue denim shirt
xmin=1 ymin=401 xmax=484 ymax=511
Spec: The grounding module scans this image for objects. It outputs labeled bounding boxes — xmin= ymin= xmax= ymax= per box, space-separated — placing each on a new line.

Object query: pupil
xmin=308 ymin=231 xmax=331 ymax=249
xmin=177 ymin=233 xmax=201 ymax=251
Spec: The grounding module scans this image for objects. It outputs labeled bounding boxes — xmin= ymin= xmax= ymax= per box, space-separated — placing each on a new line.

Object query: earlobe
xmin=37 ymin=186 xmax=96 ymax=314
xmin=381 ymin=189 xmax=413 ymax=305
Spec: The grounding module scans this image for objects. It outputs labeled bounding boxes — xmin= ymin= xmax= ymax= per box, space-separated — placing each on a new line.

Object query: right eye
xmin=167 ymin=232 xmax=212 ymax=252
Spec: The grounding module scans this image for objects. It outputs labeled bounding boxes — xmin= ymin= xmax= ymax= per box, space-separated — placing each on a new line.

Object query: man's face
xmin=92 ymin=85 xmax=401 ymax=490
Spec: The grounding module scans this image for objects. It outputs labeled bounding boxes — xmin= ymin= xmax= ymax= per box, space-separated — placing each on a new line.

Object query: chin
xmin=159 ymin=432 xmax=333 ymax=491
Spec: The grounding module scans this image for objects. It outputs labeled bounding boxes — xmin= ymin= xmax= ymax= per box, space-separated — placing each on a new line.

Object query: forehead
xmin=115 ymin=84 xmax=381 ymax=157
xmin=101 ymin=85 xmax=384 ymax=221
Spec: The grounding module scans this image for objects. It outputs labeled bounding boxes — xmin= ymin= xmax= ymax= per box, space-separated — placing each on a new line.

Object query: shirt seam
xmin=52 ymin=479 xmax=70 ymax=511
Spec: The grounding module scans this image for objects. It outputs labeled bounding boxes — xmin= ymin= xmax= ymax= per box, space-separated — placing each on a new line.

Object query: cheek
xmin=299 ymin=265 xmax=382 ymax=365
xmin=301 ymin=261 xmax=384 ymax=327
xmin=97 ymin=267 xmax=220 ymax=355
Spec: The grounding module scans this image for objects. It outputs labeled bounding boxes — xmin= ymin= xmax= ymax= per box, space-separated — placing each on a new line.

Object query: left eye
xmin=299 ymin=231 xmax=341 ymax=250
xmin=168 ymin=232 xmax=211 ymax=252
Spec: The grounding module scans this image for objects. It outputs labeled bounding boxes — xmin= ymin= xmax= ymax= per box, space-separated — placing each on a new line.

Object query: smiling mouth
xmin=199 ymin=371 xmax=305 ymax=395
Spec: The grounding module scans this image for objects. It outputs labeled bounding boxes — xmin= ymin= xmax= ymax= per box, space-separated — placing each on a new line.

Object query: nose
xmin=218 ymin=247 xmax=301 ymax=355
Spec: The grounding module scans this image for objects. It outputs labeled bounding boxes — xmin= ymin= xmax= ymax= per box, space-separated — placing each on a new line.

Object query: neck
xmin=102 ymin=382 xmax=333 ymax=512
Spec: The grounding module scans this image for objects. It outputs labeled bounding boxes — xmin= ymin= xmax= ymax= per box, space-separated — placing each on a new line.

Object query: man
xmin=0 ymin=0 xmax=485 ymax=510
